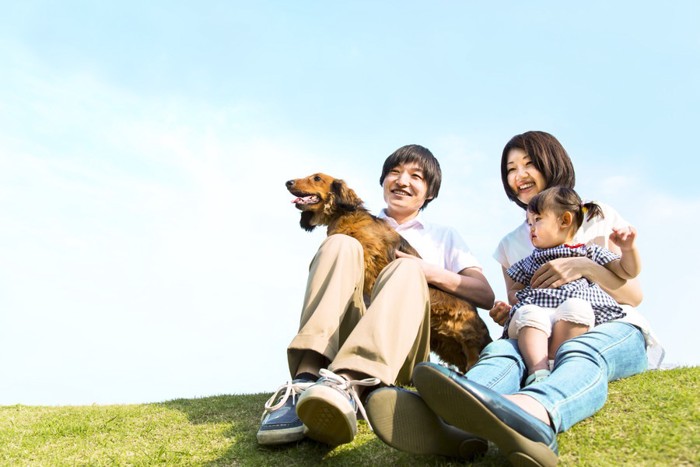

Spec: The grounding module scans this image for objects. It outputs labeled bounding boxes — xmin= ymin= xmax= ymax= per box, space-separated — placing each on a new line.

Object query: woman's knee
xmin=480 ymin=338 xmax=522 ymax=360
xmin=559 ymin=322 xmax=647 ymax=380
xmin=554 ymin=334 xmax=603 ymax=368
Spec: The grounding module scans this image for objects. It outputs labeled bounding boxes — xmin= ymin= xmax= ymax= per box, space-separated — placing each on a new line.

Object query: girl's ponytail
xmin=529 ymin=186 xmax=605 ymax=230
xmin=581 ymin=201 xmax=604 ymax=223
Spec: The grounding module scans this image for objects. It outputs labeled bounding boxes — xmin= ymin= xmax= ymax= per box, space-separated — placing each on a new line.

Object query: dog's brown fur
xmin=286 ymin=173 xmax=492 ymax=372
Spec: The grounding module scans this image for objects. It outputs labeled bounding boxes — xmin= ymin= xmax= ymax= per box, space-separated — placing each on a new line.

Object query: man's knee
xmin=378 ymin=257 xmax=425 ymax=282
xmin=393 ymin=257 xmax=422 ymax=271
xmin=321 ymin=234 xmax=363 ymax=256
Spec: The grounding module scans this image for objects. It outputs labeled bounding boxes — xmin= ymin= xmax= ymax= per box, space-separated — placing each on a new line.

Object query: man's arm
xmin=395 ymin=251 xmax=495 ymax=309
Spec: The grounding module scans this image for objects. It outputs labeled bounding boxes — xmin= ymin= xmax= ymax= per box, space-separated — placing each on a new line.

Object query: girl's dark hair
xmin=501 ymin=131 xmax=576 ymax=209
xmin=380 ymin=144 xmax=441 ymax=210
xmin=528 ymin=186 xmax=604 ymax=231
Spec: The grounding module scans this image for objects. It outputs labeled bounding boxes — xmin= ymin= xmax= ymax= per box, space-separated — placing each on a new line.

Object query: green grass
xmin=1 ymin=367 xmax=697 ymax=466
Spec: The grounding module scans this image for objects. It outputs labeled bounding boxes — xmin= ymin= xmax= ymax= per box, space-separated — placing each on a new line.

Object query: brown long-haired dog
xmin=286 ymin=173 xmax=492 ymax=372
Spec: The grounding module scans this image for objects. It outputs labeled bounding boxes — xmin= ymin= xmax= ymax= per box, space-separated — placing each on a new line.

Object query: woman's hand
xmin=530 ymin=256 xmax=591 ymax=289
xmin=489 ymin=300 xmax=511 ymax=326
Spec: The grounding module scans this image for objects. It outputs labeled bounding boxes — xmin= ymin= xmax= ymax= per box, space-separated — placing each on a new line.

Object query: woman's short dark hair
xmin=501 ymin=131 xmax=576 ymax=209
xmin=380 ymin=144 xmax=442 ymax=210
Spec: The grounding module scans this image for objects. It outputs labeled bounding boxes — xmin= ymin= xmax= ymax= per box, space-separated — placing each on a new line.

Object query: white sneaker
xmin=295 ymin=369 xmax=379 ymax=446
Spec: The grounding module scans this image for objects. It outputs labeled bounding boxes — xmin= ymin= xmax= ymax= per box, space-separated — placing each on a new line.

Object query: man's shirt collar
xmin=378 ymin=209 xmax=426 ymax=230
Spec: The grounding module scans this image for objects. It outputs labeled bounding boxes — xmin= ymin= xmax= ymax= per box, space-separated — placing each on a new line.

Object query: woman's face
xmin=506 ymin=149 xmax=547 ymax=205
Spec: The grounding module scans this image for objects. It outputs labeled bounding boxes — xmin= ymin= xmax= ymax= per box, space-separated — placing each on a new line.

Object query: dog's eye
xmin=314 ymin=176 xmax=322 ymax=182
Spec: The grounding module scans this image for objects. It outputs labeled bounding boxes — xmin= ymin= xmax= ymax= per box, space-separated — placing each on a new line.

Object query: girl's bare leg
xmin=518 ymin=327 xmax=550 ymax=374
xmin=549 ymin=321 xmax=589 ymax=356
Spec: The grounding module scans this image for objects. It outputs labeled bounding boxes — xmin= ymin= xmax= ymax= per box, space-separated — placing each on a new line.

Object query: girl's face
xmin=526 ymin=209 xmax=569 ymax=249
xmin=382 ymin=161 xmax=430 ymax=221
xmin=506 ymin=149 xmax=547 ymax=206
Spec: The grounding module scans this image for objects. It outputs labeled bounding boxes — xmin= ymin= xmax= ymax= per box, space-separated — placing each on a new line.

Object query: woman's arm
xmin=530 ymin=256 xmax=643 ymax=306
xmin=396 ymin=250 xmax=495 ymax=309
xmin=503 ymin=267 xmax=524 ymax=306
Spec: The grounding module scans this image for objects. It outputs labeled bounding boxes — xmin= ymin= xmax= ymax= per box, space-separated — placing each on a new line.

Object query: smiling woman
xmin=501 ymin=132 xmax=574 ymax=210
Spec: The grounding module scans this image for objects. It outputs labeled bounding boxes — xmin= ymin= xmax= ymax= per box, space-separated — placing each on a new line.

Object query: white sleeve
xmin=492 ymin=222 xmax=533 ymax=269
xmin=445 ymin=227 xmax=482 ymax=273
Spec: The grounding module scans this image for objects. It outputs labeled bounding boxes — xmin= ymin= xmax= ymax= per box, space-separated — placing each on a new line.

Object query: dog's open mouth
xmin=291 ymin=194 xmax=320 ymax=206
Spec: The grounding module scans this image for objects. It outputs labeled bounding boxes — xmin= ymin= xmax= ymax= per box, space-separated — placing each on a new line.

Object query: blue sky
xmin=1 ymin=1 xmax=698 ymax=405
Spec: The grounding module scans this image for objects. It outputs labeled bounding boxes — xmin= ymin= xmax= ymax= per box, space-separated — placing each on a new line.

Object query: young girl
xmin=504 ymin=186 xmax=641 ymax=385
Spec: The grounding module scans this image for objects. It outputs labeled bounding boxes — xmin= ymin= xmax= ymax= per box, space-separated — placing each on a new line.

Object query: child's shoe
xmin=524 ymin=369 xmax=551 ymax=386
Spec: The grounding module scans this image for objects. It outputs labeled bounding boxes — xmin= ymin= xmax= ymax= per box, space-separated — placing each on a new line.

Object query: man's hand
xmin=395 ymin=250 xmax=440 ymax=281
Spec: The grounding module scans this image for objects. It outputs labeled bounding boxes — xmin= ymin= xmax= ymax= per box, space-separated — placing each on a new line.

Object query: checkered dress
xmin=501 ymin=243 xmax=626 ymax=338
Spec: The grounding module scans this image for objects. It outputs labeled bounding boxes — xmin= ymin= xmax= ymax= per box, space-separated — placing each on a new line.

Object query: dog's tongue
xmin=292 ymin=195 xmax=319 ymax=205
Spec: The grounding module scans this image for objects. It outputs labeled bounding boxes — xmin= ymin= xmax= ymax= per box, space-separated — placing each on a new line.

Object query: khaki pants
xmin=287 ymin=234 xmax=431 ymax=385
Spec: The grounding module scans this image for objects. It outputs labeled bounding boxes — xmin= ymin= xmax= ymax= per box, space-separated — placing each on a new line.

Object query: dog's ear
xmin=331 ymin=179 xmax=363 ymax=212
xmin=300 ymin=211 xmax=316 ymax=232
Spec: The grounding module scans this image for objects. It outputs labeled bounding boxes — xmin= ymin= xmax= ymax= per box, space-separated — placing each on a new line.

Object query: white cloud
xmin=0 ymin=55 xmax=341 ymax=403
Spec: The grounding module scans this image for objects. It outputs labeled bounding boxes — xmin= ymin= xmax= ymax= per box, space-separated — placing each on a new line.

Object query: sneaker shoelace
xmin=262 ymin=379 xmax=314 ymax=419
xmin=317 ymin=368 xmax=380 ymax=430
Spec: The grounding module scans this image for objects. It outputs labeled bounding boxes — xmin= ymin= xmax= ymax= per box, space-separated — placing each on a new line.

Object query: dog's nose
xmin=286 ymin=180 xmax=295 ymax=188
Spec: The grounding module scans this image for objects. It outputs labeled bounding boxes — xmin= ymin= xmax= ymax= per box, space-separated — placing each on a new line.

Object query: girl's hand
xmin=530 ymin=256 xmax=590 ymax=289
xmin=489 ymin=300 xmax=511 ymax=326
xmin=609 ymin=226 xmax=637 ymax=251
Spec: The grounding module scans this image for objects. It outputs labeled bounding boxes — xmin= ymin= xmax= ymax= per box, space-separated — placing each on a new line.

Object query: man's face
xmin=382 ymin=161 xmax=430 ymax=218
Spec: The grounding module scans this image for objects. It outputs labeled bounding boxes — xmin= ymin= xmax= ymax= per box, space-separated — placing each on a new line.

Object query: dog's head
xmin=286 ymin=173 xmax=364 ymax=231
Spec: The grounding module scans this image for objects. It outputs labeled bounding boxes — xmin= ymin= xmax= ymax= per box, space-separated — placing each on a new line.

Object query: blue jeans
xmin=466 ymin=321 xmax=647 ymax=433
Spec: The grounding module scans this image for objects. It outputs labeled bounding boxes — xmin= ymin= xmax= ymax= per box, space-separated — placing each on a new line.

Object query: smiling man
xmin=256 ymin=144 xmax=494 ymax=451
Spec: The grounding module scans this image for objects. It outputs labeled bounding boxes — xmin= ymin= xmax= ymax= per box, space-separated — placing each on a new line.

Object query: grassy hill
xmin=1 ymin=366 xmax=697 ymax=466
